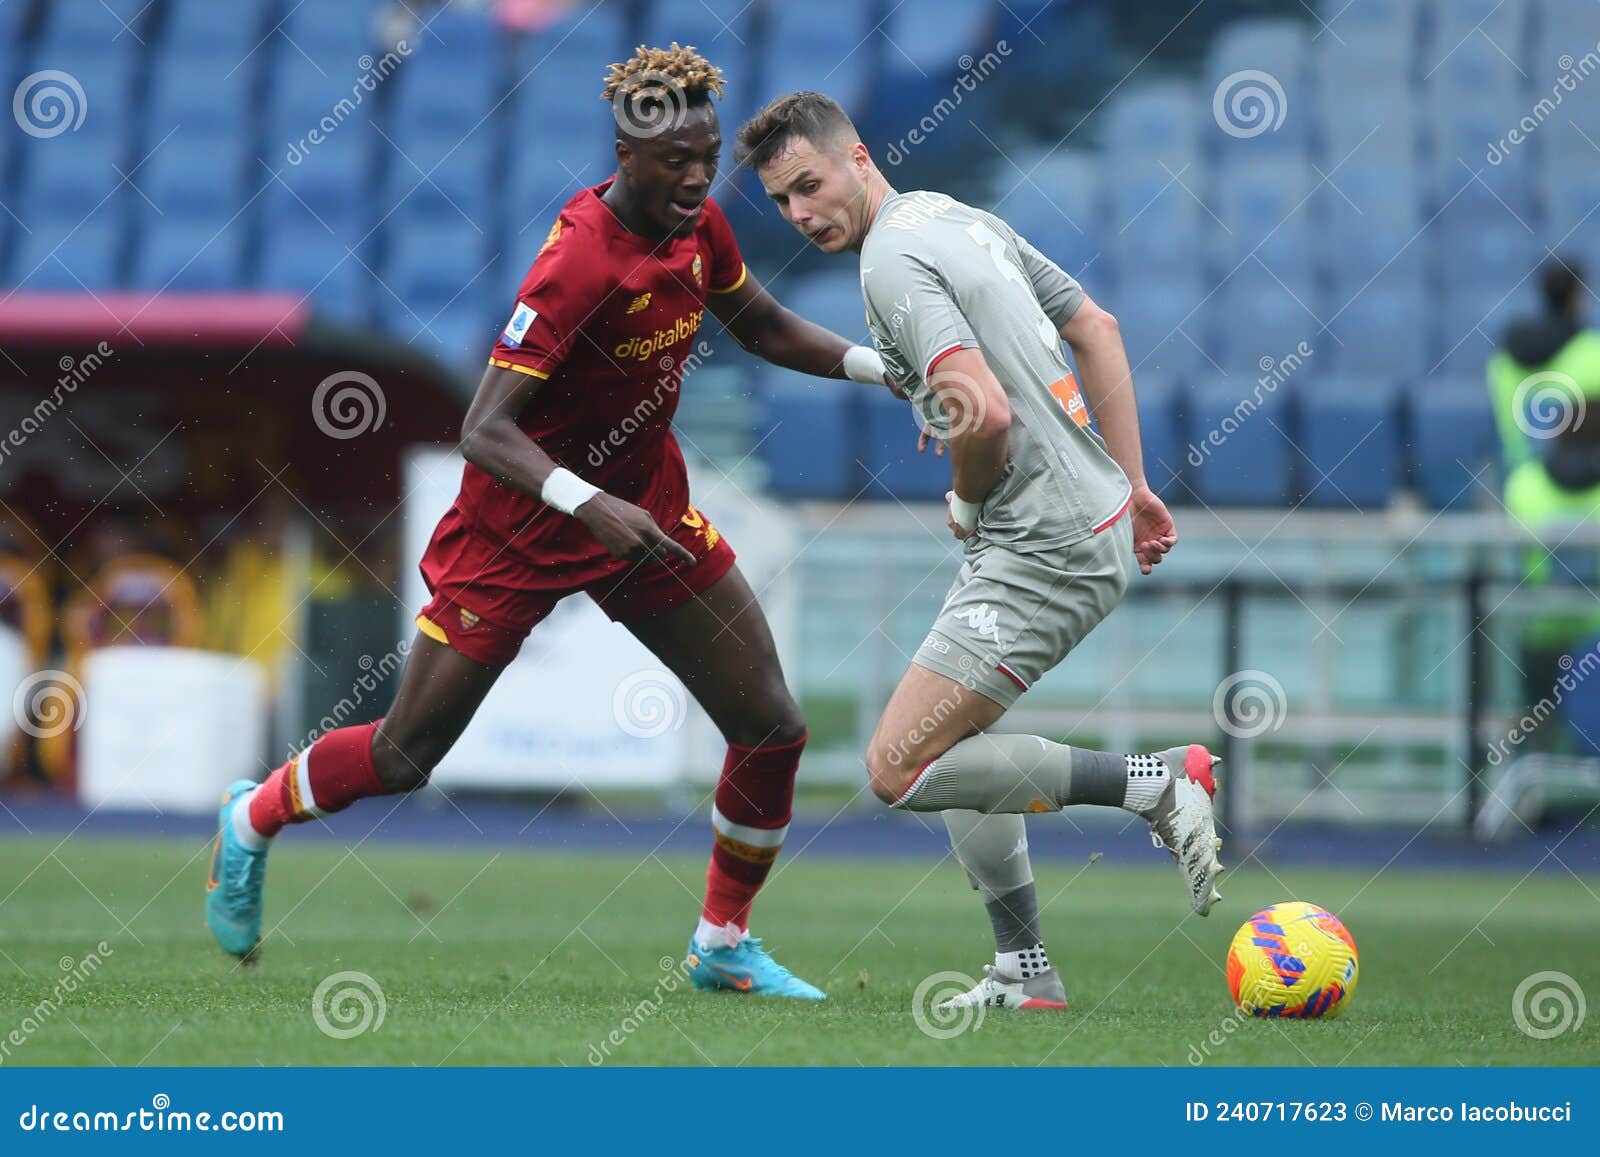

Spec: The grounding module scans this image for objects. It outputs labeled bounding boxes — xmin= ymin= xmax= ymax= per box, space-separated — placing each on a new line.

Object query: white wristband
xmin=949 ymin=492 xmax=982 ymax=533
xmin=843 ymin=344 xmax=887 ymax=385
xmin=541 ymin=466 xmax=602 ymax=515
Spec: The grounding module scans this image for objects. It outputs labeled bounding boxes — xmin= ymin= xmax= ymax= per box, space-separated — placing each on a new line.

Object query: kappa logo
xmin=919 ymin=633 xmax=950 ymax=655
xmin=626 ymin=292 xmax=652 ymax=314
xmin=953 ymin=602 xmax=1001 ymax=644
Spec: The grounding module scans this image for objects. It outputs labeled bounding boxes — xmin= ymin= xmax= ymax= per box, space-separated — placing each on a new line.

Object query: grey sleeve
xmin=1013 ymin=232 xmax=1086 ymax=328
xmin=863 ymin=249 xmax=977 ymax=381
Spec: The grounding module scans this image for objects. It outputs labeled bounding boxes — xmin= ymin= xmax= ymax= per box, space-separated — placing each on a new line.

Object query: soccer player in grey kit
xmin=738 ymin=92 xmax=1224 ymax=1011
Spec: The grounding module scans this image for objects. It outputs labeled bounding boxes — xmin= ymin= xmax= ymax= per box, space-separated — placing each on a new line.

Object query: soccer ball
xmin=1226 ymin=901 xmax=1359 ymax=1018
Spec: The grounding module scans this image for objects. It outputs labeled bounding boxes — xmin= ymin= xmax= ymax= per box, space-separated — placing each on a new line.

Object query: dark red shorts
xmin=415 ymin=503 xmax=736 ymax=667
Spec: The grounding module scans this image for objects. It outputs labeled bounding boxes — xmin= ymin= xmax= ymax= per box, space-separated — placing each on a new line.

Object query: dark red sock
xmin=247 ymin=721 xmax=388 ymax=838
xmin=701 ymin=732 xmax=806 ymax=936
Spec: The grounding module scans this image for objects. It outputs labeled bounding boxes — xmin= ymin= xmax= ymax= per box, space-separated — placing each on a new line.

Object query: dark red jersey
xmin=454 ymin=178 xmax=747 ymax=576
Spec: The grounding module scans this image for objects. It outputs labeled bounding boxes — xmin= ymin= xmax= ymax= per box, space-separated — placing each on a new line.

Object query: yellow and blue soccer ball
xmin=1226 ymin=901 xmax=1359 ymax=1018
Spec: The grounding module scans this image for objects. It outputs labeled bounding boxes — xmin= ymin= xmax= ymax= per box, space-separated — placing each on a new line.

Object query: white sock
xmin=693 ymin=917 xmax=746 ymax=951
xmin=996 ymin=943 xmax=1051 ymax=979
xmin=230 ymin=787 xmax=269 ymax=850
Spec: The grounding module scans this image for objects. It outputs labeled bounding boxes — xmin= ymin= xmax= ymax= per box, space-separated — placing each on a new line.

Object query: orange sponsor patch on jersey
xmin=1049 ymin=372 xmax=1089 ymax=427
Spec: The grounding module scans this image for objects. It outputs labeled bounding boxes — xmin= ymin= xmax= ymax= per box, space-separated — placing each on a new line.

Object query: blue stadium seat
xmin=1211 ymin=158 xmax=1313 ymax=278
xmin=1134 ymin=372 xmax=1184 ymax=499
xmin=991 ymin=150 xmax=1103 ymax=281
xmin=265 ymin=132 xmax=372 ymax=226
xmin=133 ymin=216 xmax=247 ymax=291
xmin=258 ymin=242 xmax=374 ymax=325
xmin=385 ymin=220 xmax=493 ymax=321
xmin=1318 ymin=158 xmax=1424 ymax=288
xmin=11 ymin=216 xmax=123 ymax=290
xmin=15 ymin=45 xmax=138 ymax=140
xmin=1186 ymin=378 xmax=1297 ymax=506
xmin=1405 ymin=381 xmax=1497 ymax=510
xmin=381 ymin=132 xmax=495 ymax=230
xmin=1299 ymin=378 xmax=1403 ymax=509
xmin=285 ymin=1 xmax=384 ymax=50
xmin=1103 ymin=80 xmax=1203 ymax=171
xmin=148 ymin=61 xmax=250 ymax=138
xmin=1429 ymin=0 xmax=1528 ymax=65
xmin=862 ymin=391 xmax=949 ymax=501
xmin=882 ymin=0 xmax=994 ymax=76
xmin=137 ymin=137 xmax=251 ymax=218
xmin=1211 ymin=273 xmax=1323 ymax=378
xmin=38 ymin=0 xmax=152 ymax=46
xmin=1434 ymin=283 xmax=1536 ymax=378
xmin=1114 ymin=274 xmax=1208 ymax=381
xmin=1325 ymin=274 xmax=1427 ymax=382
xmin=1433 ymin=203 xmax=1539 ymax=288
xmin=765 ymin=1 xmax=875 ymax=114
xmin=785 ymin=273 xmax=872 ymax=348
xmin=1314 ymin=87 xmax=1416 ymax=164
xmin=1311 ymin=0 xmax=1418 ymax=83
xmin=163 ymin=0 xmax=268 ymax=55
xmin=1206 ymin=19 xmax=1311 ymax=154
xmin=17 ymin=129 xmax=126 ymax=219
xmin=1428 ymin=93 xmax=1535 ymax=213
xmin=1105 ymin=162 xmax=1203 ymax=277
xmin=759 ymin=380 xmax=859 ymax=499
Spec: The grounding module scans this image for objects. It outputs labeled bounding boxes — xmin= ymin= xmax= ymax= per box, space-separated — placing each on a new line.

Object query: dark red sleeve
xmin=488 ymin=216 xmax=605 ymax=379
xmin=699 ymin=197 xmax=747 ymax=296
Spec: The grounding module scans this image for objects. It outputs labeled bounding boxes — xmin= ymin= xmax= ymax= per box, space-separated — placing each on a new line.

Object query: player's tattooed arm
xmin=460 ymin=365 xmax=693 ymax=565
xmin=1060 ymin=295 xmax=1177 ymax=574
xmin=707 ymin=267 xmax=897 ymax=392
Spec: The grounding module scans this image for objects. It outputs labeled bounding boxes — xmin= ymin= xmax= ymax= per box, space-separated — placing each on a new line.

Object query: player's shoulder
xmin=863 ymin=189 xmax=983 ymax=259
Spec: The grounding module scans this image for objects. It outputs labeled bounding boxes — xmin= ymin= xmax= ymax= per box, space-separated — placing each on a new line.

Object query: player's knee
xmin=370 ymin=723 xmax=442 ymax=793
xmin=725 ymin=691 xmax=807 ymax=750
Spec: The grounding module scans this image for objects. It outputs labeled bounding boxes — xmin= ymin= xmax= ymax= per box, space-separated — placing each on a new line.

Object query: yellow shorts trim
xmin=709 ymin=264 xmax=748 ymax=294
xmin=415 ymin=614 xmax=449 ymax=645
xmin=488 ymin=357 xmax=551 ymax=379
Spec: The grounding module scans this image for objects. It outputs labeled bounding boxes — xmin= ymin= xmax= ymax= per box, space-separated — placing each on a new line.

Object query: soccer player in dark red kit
xmin=206 ymin=45 xmax=893 ymax=998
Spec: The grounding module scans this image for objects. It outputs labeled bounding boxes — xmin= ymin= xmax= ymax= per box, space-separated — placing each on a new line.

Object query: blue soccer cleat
xmin=205 ymin=779 xmax=269 ymax=957
xmin=685 ymin=935 xmax=826 ymax=1000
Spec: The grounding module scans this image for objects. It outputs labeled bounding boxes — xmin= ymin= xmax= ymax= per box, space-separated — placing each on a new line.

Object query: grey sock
xmin=893 ymin=733 xmax=1131 ymax=813
xmin=985 ymin=882 xmax=1043 ymax=951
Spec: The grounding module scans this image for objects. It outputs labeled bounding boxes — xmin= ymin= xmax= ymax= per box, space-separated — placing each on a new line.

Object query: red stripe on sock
xmin=700 ymin=733 xmax=805 ymax=931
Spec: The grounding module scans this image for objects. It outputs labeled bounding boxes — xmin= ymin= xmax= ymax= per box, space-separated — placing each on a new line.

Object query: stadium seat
xmin=37 ymin=0 xmax=152 ymax=45
xmin=1315 ymin=88 xmax=1416 ymax=166
xmin=1210 ymin=273 xmax=1323 ymax=379
xmin=1205 ymin=19 xmax=1311 ymax=154
xmin=862 ymin=391 xmax=949 ymax=501
xmin=133 ymin=216 xmax=248 ymax=291
xmin=1105 ymin=162 xmax=1204 ymax=278
xmin=137 ymin=137 xmax=251 ymax=219
xmin=148 ymin=61 xmax=251 ymax=138
xmin=758 ymin=380 xmax=859 ymax=499
xmin=162 ymin=0 xmax=269 ymax=55
xmin=1133 ymin=372 xmax=1184 ymax=499
xmin=1434 ymin=282 xmax=1538 ymax=379
xmin=785 ymin=273 xmax=872 ymax=349
xmin=1299 ymin=378 xmax=1403 ymax=509
xmin=16 ymin=129 xmax=127 ymax=219
xmin=989 ymin=150 xmax=1104 ymax=281
xmin=11 ymin=216 xmax=124 ymax=290
xmin=1318 ymin=158 xmax=1424 ymax=288
xmin=381 ymin=132 xmax=496 ymax=230
xmin=1103 ymin=80 xmax=1203 ymax=172
xmin=1325 ymin=274 xmax=1428 ymax=382
xmin=384 ymin=220 xmax=494 ymax=328
xmin=1211 ymin=158 xmax=1313 ymax=279
xmin=764 ymin=1 xmax=875 ymax=114
xmin=258 ymin=242 xmax=374 ymax=325
xmin=1311 ymin=0 xmax=1418 ymax=85
xmin=1405 ymin=381 xmax=1498 ymax=510
xmin=1113 ymin=274 xmax=1208 ymax=382
xmin=1185 ymin=377 xmax=1297 ymax=506
xmin=1428 ymin=0 xmax=1528 ymax=68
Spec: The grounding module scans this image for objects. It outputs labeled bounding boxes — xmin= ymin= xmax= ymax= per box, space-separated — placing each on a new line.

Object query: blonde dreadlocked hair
xmin=601 ymin=42 xmax=726 ymax=108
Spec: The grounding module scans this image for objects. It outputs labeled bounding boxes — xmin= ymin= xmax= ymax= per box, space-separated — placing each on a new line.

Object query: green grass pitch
xmin=0 ymin=835 xmax=1595 ymax=1066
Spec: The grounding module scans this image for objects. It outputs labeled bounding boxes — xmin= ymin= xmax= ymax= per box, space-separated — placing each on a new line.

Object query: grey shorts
xmin=912 ymin=513 xmax=1133 ymax=709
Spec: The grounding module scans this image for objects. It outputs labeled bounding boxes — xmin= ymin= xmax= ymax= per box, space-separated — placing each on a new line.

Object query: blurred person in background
xmin=1489 ymin=258 xmax=1600 ymax=752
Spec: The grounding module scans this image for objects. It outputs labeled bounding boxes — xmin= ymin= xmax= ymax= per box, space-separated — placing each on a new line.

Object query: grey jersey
xmin=860 ymin=190 xmax=1132 ymax=551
